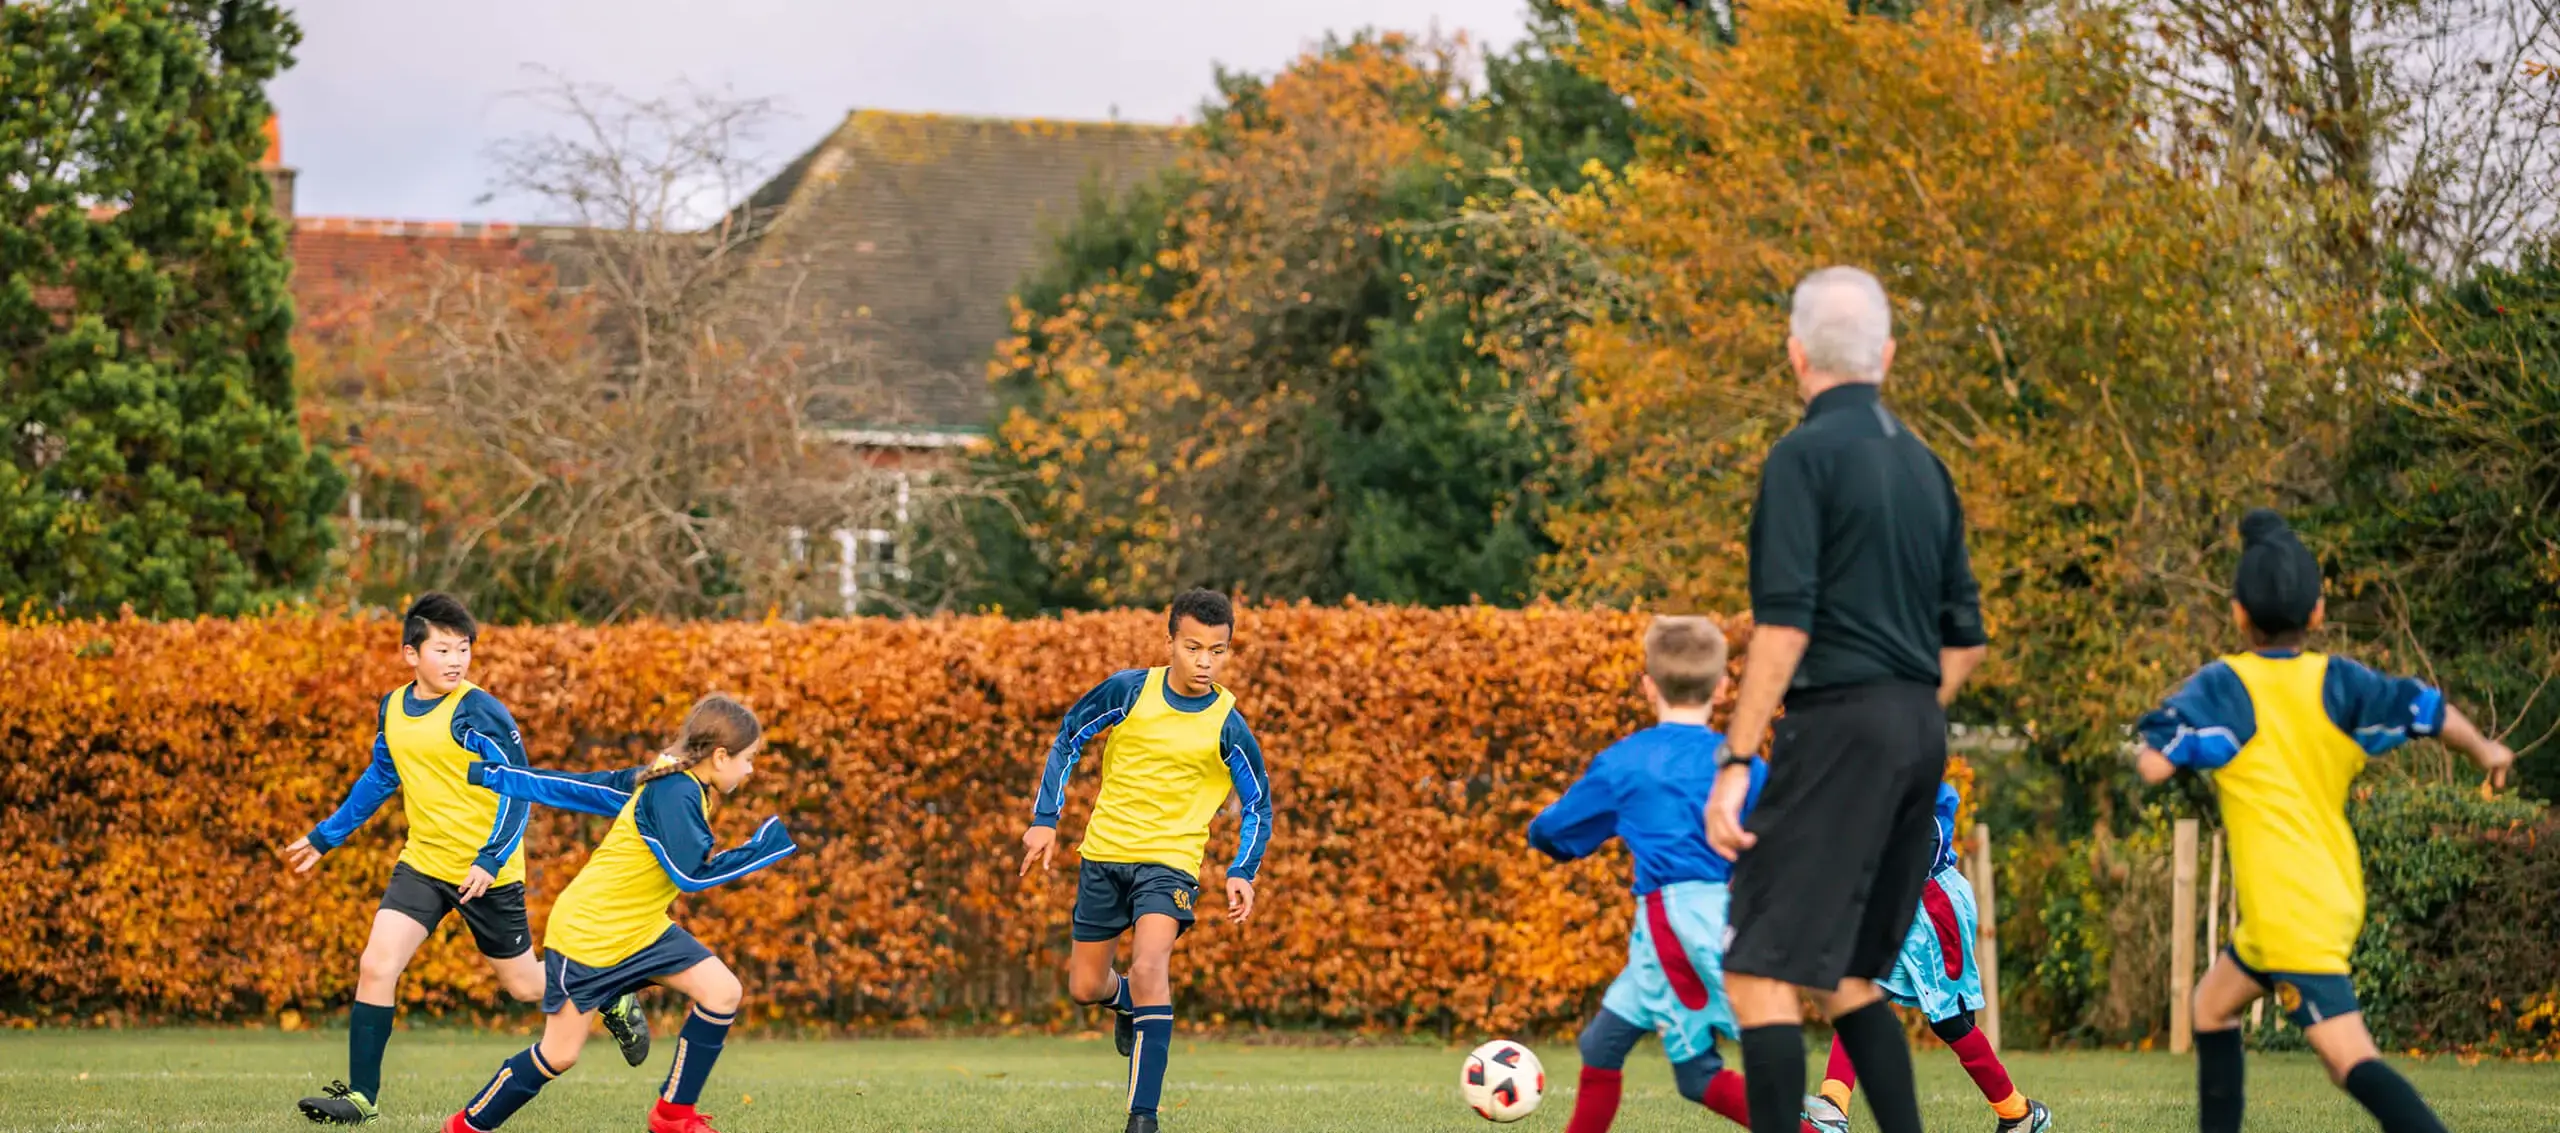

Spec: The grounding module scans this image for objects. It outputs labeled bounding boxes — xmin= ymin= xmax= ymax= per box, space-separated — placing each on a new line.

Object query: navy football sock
xmin=2342 ymin=1059 xmax=2448 ymax=1133
xmin=659 ymin=1005 xmax=735 ymax=1107
xmin=2195 ymin=1027 xmax=2245 ymax=1133
xmin=348 ymin=1000 xmax=395 ymax=1103
xmin=458 ymin=1045 xmax=561 ymax=1131
xmin=1128 ymin=1006 xmax=1173 ymax=1115
xmin=1111 ymin=976 xmax=1134 ymax=1015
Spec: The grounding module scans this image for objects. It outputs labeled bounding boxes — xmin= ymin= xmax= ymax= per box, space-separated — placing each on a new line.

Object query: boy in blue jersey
xmin=279 ymin=594 xmax=648 ymax=1125
xmin=1813 ymin=783 xmax=2048 ymax=1133
xmin=2135 ymin=510 xmax=2512 ymax=1133
xmin=1017 ymin=589 xmax=1274 ymax=1133
xmin=1528 ymin=617 xmax=1830 ymax=1133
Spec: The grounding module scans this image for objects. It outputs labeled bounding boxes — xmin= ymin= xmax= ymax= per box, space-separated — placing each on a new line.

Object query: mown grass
xmin=8 ymin=1028 xmax=2555 ymax=1132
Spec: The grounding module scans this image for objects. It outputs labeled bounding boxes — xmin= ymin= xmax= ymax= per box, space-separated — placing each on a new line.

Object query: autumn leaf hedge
xmin=0 ymin=605 xmax=1897 ymax=1034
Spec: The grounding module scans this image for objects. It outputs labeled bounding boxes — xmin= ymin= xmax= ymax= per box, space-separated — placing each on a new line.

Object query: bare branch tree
xmin=2138 ymin=0 xmax=2560 ymax=278
xmin=340 ymin=75 xmax=985 ymax=621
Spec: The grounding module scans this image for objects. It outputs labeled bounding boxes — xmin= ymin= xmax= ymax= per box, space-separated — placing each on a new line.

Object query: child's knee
xmin=1127 ymin=952 xmax=1171 ymax=989
xmin=1928 ymin=1011 xmax=1976 ymax=1044
xmin=698 ymin=972 xmax=745 ymax=1016
xmin=1671 ymin=1051 xmax=1725 ymax=1104
xmin=536 ymin=1039 xmax=581 ymax=1074
xmin=1577 ymin=1010 xmax=1644 ymax=1072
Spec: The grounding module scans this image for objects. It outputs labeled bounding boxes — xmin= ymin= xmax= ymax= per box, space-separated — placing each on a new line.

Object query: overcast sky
xmin=270 ymin=0 xmax=1533 ymax=222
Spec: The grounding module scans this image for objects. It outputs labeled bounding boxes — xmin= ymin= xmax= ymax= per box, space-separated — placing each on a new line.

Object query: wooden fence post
xmin=1971 ymin=822 xmax=2000 ymax=1052
xmin=2205 ymin=828 xmax=2224 ymax=961
xmin=2171 ymin=818 xmax=2199 ymax=1054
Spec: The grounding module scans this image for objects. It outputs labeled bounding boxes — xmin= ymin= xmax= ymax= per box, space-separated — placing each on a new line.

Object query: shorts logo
xmin=1172 ymin=888 xmax=1193 ymax=912
xmin=2274 ymin=981 xmax=2302 ymax=1013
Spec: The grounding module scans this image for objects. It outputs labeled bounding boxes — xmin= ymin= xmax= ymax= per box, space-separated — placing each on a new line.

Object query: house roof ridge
xmin=834 ymin=106 xmax=1185 ymax=135
xmin=294 ymin=215 xmax=536 ymax=239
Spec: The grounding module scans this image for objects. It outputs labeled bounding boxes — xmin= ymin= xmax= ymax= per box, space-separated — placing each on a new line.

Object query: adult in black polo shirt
xmin=1704 ymin=266 xmax=1989 ymax=1133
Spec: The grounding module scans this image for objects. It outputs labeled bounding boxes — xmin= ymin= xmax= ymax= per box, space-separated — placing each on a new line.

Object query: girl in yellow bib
xmin=1018 ymin=589 xmax=1274 ymax=1133
xmin=2136 ymin=510 xmax=2511 ymax=1133
xmin=442 ymin=694 xmax=797 ymax=1133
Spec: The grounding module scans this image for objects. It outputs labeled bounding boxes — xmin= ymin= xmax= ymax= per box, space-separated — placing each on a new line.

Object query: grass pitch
xmin=7 ymin=1027 xmax=2556 ymax=1132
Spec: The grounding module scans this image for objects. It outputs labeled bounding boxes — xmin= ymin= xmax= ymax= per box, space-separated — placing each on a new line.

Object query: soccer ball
xmin=1460 ymin=1039 xmax=1545 ymax=1122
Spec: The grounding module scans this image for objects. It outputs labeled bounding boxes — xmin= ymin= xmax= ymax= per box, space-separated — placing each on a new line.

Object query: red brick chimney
xmin=260 ymin=115 xmax=297 ymax=222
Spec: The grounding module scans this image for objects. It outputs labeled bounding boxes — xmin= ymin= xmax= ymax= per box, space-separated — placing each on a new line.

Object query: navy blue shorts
xmin=542 ymin=926 xmax=713 ymax=1015
xmin=1072 ymin=860 xmax=1199 ymax=943
xmin=2226 ymin=946 xmax=2360 ymax=1028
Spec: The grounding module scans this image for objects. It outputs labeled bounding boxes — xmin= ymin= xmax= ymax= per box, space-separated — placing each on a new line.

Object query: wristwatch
xmin=1716 ymin=746 xmax=1754 ymax=772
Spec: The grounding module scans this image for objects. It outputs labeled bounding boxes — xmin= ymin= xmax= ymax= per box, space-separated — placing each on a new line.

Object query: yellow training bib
xmin=1076 ymin=668 xmax=1237 ymax=878
xmin=546 ymin=763 xmax=711 ymax=968
xmin=382 ymin=681 xmax=526 ymax=887
xmin=2219 ymin=652 xmax=2368 ymax=974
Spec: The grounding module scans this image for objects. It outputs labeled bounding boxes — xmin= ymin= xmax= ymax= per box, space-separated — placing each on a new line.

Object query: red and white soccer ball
xmin=1460 ymin=1039 xmax=1545 ymax=1122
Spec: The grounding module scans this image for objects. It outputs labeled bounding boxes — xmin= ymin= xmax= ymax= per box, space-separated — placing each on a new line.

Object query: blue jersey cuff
xmin=472 ymin=850 xmax=510 ymax=877
xmin=306 ymin=828 xmax=340 ymax=853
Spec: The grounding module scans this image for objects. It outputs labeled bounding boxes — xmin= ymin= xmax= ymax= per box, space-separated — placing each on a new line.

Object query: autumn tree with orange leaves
xmin=1543 ymin=0 xmax=2372 ymax=782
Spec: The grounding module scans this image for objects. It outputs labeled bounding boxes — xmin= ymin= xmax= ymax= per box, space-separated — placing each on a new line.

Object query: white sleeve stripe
xmin=1038 ymin=706 xmax=1128 ymax=814
xmin=640 ymin=816 xmax=794 ymax=889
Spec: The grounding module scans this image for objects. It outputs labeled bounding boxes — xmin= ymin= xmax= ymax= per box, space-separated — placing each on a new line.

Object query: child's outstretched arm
xmin=2135 ymin=662 xmax=2256 ymax=785
xmin=286 ymin=698 xmax=402 ymax=873
xmin=2432 ymin=705 xmax=2516 ymax=788
xmin=1527 ymin=754 xmax=1620 ymax=863
xmin=469 ymin=760 xmax=646 ymax=817
xmin=1019 ymin=669 xmax=1147 ymax=875
xmin=2326 ymin=658 xmax=2515 ymax=787
xmin=634 ymin=777 xmax=797 ymax=893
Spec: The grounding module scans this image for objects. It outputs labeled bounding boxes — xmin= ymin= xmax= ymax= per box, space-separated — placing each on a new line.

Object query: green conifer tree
xmin=0 ymin=0 xmax=339 ymax=617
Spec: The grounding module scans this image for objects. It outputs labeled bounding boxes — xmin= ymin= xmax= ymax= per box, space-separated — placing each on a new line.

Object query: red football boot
xmin=647 ymin=1101 xmax=722 ymax=1133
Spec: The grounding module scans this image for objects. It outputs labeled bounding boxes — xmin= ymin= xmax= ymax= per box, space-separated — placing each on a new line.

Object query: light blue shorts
xmin=1877 ymin=866 xmax=1986 ymax=1021
xmin=1600 ymin=880 xmax=1736 ymax=1064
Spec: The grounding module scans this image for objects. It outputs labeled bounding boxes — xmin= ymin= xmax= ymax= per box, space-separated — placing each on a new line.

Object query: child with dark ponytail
xmin=445 ymin=694 xmax=798 ymax=1133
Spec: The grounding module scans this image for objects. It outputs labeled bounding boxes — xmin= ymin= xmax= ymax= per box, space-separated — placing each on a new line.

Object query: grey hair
xmin=1789 ymin=266 xmax=1892 ymax=382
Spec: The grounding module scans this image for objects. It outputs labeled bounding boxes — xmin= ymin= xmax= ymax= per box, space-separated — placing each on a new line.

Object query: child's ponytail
xmin=639 ymin=694 xmax=763 ymax=784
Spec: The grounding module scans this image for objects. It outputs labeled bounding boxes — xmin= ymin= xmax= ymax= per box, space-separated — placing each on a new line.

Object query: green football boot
xmin=297 ymin=1080 xmax=379 ymax=1125
xmin=601 ymin=991 xmax=653 ymax=1066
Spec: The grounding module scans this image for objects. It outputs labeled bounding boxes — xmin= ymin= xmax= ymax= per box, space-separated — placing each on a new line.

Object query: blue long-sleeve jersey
xmin=1030 ymin=668 xmax=1273 ymax=882
xmin=1528 ymin=723 xmax=1766 ymax=894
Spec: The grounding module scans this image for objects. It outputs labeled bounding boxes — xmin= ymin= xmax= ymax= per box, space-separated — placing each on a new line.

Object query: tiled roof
xmin=744 ymin=110 xmax=1184 ymax=432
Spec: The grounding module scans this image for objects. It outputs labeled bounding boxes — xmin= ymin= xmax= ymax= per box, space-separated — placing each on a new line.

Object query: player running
xmin=1528 ymin=617 xmax=1834 ymax=1133
xmin=281 ymin=593 xmax=646 ymax=1125
xmin=1018 ymin=588 xmax=1274 ymax=1133
xmin=2135 ymin=509 xmax=2513 ymax=1133
xmin=1810 ymin=782 xmax=2049 ymax=1132
xmin=441 ymin=693 xmax=797 ymax=1133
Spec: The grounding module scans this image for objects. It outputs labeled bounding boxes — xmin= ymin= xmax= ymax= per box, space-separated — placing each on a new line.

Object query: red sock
xmin=1948 ymin=1027 xmax=2024 ymax=1113
xmin=650 ymin=1100 xmax=697 ymax=1124
xmin=1824 ymin=1033 xmax=1857 ymax=1093
xmin=1701 ymin=1069 xmax=1752 ymax=1126
xmin=1701 ymin=1070 xmax=1823 ymax=1133
xmin=1565 ymin=1067 xmax=1623 ymax=1133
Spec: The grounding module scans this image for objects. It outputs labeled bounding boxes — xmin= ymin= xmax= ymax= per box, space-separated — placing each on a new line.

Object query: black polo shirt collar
xmin=1803 ymin=381 xmax=1883 ymax=420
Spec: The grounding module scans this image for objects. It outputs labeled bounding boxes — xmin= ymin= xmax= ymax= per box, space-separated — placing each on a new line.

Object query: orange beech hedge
xmin=1 ymin=606 xmax=1962 ymax=1033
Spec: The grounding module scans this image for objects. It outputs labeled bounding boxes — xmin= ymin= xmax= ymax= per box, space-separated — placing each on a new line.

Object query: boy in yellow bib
xmin=1019 ymin=589 xmax=1274 ymax=1133
xmin=281 ymin=594 xmax=645 ymax=1125
xmin=2137 ymin=510 xmax=2512 ymax=1133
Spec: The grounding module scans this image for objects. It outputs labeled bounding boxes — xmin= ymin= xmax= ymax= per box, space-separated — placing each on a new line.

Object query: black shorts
xmin=379 ymin=862 xmax=533 ymax=960
xmin=1726 ymin=681 xmax=1947 ymax=990
xmin=1072 ymin=860 xmax=1199 ymax=943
